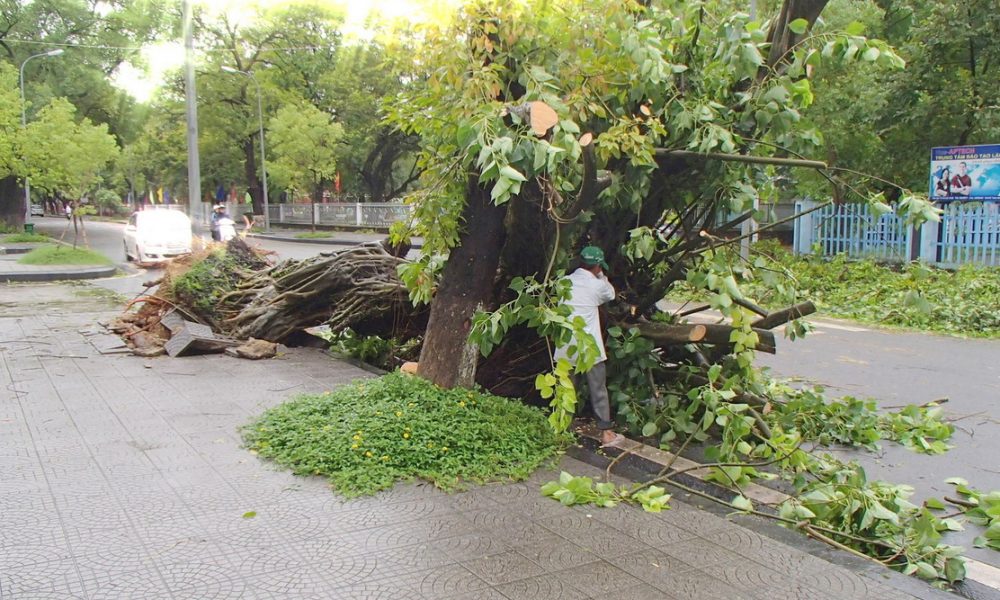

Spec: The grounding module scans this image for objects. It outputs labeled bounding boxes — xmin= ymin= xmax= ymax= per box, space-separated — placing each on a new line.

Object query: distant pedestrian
xmin=243 ymin=190 xmax=255 ymax=234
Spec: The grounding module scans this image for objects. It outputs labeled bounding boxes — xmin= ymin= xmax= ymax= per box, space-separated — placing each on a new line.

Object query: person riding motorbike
xmin=210 ymin=204 xmax=234 ymax=241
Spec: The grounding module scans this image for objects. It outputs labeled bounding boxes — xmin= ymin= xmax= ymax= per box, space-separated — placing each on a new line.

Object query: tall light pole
xmin=182 ymin=0 xmax=202 ymax=222
xmin=20 ymin=49 xmax=64 ymax=224
xmin=221 ymin=66 xmax=270 ymax=232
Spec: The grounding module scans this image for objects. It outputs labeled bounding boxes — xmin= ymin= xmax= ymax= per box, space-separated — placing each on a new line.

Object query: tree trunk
xmin=0 ymin=176 xmax=24 ymax=228
xmin=243 ymin=137 xmax=262 ymax=214
xmin=417 ymin=177 xmax=508 ymax=388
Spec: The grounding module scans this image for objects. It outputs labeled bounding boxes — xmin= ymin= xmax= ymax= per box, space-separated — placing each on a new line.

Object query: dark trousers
xmin=574 ymin=361 xmax=614 ymax=430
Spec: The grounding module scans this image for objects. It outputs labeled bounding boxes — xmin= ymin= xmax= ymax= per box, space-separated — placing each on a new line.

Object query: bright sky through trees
xmin=112 ymin=0 xmax=457 ymax=102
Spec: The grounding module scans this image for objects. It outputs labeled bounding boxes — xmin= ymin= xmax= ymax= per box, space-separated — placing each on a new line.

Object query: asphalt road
xmin=760 ymin=317 xmax=1000 ymax=566
xmin=30 ymin=216 xmax=338 ymax=263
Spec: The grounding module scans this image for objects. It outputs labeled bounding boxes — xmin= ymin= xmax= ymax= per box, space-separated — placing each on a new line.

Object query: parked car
xmin=123 ymin=209 xmax=192 ymax=264
xmin=30 ymin=203 xmax=43 ymax=216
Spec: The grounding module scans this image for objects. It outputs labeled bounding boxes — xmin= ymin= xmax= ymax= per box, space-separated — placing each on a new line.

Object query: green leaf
xmin=641 ymin=422 xmax=658 ymax=437
xmin=924 ymin=497 xmax=946 ymax=510
xmin=944 ymin=477 xmax=968 ymax=486
xmin=914 ymin=561 xmax=939 ymax=580
xmin=844 ymin=21 xmax=865 ymax=36
xmin=731 ymin=495 xmax=754 ymax=512
xmin=242 ymin=511 xmax=257 ymax=519
xmin=499 ymin=165 xmax=527 ymax=182
xmin=939 ymin=518 xmax=964 ymax=532
xmin=540 ymin=481 xmax=561 ymax=496
xmin=787 ymin=18 xmax=809 ymax=35
xmin=944 ymin=557 xmax=966 ymax=583
xmin=868 ymin=501 xmax=899 ymax=524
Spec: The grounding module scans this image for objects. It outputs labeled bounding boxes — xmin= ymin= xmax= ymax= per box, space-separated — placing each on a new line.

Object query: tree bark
xmin=0 ymin=176 xmax=23 ymax=228
xmin=243 ymin=137 xmax=262 ymax=213
xmin=417 ymin=177 xmax=508 ymax=388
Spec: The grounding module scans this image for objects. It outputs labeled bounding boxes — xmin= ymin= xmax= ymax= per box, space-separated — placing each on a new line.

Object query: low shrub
xmin=242 ymin=372 xmax=570 ymax=497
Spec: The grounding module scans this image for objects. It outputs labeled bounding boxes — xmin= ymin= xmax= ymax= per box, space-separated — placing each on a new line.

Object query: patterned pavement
xmin=0 ymin=283 xmax=939 ymax=599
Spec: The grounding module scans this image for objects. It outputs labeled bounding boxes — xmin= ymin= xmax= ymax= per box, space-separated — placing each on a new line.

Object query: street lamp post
xmin=20 ymin=49 xmax=64 ymax=224
xmin=221 ymin=66 xmax=270 ymax=232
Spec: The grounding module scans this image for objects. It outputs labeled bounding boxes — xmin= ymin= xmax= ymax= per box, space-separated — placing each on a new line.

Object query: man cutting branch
xmin=554 ymin=246 xmax=625 ymax=447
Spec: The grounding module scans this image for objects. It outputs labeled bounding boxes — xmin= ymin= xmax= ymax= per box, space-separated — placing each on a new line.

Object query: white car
xmin=124 ymin=209 xmax=193 ymax=263
xmin=30 ymin=203 xmax=44 ymax=216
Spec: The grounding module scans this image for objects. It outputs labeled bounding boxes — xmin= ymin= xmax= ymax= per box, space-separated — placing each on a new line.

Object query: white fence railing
xmin=190 ymin=201 xmax=412 ymax=230
xmin=267 ymin=202 xmax=412 ymax=228
xmin=794 ymin=199 xmax=1000 ymax=267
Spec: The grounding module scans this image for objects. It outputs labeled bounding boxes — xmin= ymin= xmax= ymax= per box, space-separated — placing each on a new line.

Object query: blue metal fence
xmin=794 ymin=200 xmax=1000 ymax=267
xmin=795 ymin=201 xmax=912 ymax=262
xmin=932 ymin=203 xmax=1000 ymax=267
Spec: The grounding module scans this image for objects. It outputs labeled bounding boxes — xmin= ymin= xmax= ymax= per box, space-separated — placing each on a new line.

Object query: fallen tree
xmin=153 ymin=0 xmax=934 ymax=397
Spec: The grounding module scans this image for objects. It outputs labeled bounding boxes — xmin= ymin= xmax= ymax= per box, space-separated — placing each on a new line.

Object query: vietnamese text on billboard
xmin=930 ymin=144 xmax=1000 ymax=202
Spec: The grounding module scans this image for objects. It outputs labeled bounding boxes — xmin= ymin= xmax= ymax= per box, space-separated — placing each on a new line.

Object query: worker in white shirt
xmin=554 ymin=246 xmax=625 ymax=447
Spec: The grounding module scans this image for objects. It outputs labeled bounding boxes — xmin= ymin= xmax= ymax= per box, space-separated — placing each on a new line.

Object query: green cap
xmin=580 ymin=246 xmax=609 ymax=270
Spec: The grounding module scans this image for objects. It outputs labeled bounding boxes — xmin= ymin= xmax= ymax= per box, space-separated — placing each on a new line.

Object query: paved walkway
xmin=0 ymin=283 xmax=942 ymax=599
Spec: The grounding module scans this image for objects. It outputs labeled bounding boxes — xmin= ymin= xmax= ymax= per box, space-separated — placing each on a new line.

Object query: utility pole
xmin=183 ymin=0 xmax=202 ymax=221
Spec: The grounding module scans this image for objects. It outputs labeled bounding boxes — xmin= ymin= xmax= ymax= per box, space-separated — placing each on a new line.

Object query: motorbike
xmin=216 ymin=217 xmax=237 ymax=242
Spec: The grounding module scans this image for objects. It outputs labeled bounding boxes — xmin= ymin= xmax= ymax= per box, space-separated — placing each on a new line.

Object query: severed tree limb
xmin=751 ymin=301 xmax=816 ymax=330
xmin=560 ymin=134 xmax=612 ymax=221
xmin=655 ymin=149 xmax=827 ymax=169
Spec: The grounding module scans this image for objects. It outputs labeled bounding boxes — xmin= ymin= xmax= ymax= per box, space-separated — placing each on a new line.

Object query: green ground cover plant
xmin=168 ymin=249 xmax=243 ymax=323
xmin=242 ymin=372 xmax=569 ymax=497
xmin=294 ymin=232 xmax=334 ymax=239
xmin=2 ymin=233 xmax=50 ymax=243
xmin=17 ymin=244 xmax=111 ymax=266
xmin=323 ymin=328 xmax=421 ymax=371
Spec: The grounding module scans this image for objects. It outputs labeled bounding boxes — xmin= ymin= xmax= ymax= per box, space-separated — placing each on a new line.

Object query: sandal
xmin=599 ymin=432 xmax=627 ymax=448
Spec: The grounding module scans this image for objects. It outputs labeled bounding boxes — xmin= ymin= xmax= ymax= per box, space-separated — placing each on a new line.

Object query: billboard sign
xmin=930 ymin=144 xmax=1000 ymax=202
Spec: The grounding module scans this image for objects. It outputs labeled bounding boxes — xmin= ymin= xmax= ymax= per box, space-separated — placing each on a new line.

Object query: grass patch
xmin=294 ymin=232 xmax=334 ymax=239
xmin=242 ymin=372 xmax=570 ymax=497
xmin=672 ymin=241 xmax=1000 ymax=338
xmin=17 ymin=244 xmax=112 ymax=266
xmin=2 ymin=233 xmax=50 ymax=243
xmin=745 ymin=242 xmax=1000 ymax=338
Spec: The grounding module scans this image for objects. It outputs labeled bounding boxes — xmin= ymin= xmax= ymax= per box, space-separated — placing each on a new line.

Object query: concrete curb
xmin=0 ymin=265 xmax=118 ymax=283
xmin=571 ymin=428 xmax=995 ymax=600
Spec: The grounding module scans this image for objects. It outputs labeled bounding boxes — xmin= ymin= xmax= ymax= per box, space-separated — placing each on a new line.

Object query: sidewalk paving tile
xmin=0 ymin=289 xmax=939 ymax=600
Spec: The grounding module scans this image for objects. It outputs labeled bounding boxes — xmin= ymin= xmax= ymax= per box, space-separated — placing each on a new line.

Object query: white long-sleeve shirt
xmin=553 ymin=267 xmax=616 ymax=365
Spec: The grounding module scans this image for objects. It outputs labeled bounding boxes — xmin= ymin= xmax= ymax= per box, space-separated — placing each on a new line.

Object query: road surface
xmin=30 ymin=217 xmax=347 ymax=296
xmin=760 ymin=316 xmax=1000 ymax=566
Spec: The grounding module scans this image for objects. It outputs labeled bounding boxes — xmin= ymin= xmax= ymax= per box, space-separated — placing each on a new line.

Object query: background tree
xmin=268 ymin=102 xmax=343 ymax=202
xmin=0 ymin=0 xmax=173 ymax=226
xmin=802 ymin=0 xmax=1000 ymax=194
xmin=19 ymin=97 xmax=119 ymax=245
xmin=0 ymin=62 xmax=22 ymax=208
xmin=20 ymin=98 xmax=120 ymax=203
